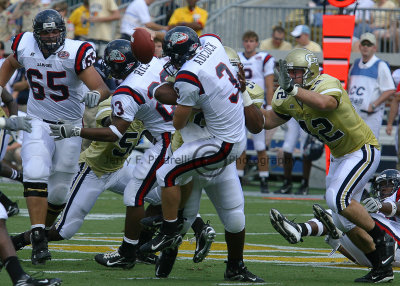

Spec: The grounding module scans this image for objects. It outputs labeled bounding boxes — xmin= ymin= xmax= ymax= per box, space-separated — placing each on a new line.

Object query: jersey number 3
xmin=216 ymin=63 xmax=239 ymax=104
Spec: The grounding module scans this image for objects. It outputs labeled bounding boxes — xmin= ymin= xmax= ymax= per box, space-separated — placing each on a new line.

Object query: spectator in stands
xmin=347 ymin=0 xmax=375 ymax=39
xmin=168 ymin=0 xmax=207 ymax=36
xmin=11 ymin=0 xmax=44 ymax=33
xmin=0 ymin=0 xmax=11 ymax=42
xmin=52 ymin=1 xmax=74 ymax=39
xmin=156 ymin=0 xmax=178 ymax=26
xmin=291 ymin=24 xmax=321 ymax=52
xmin=370 ymin=0 xmax=397 ymax=51
xmin=88 ymin=0 xmax=120 ymax=57
xmin=69 ymin=0 xmax=90 ymax=40
xmin=260 ymin=26 xmax=292 ymax=51
xmin=119 ymin=0 xmax=168 ymax=41
xmin=348 ymin=32 xmax=395 ymax=140
xmin=154 ymin=37 xmax=163 ymax=58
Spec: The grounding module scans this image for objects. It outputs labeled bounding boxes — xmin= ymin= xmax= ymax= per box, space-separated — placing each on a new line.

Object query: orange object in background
xmin=322 ymin=14 xmax=355 ymax=174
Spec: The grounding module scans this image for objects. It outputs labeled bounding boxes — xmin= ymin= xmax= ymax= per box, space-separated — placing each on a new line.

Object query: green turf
xmin=0 ymin=182 xmax=398 ymax=285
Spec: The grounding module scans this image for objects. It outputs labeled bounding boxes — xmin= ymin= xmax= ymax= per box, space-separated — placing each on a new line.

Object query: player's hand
xmin=274 ymin=59 xmax=298 ymax=96
xmin=50 ymin=124 xmax=81 ymax=140
xmin=362 ymin=197 xmax=382 ymax=213
xmin=386 ymin=124 xmax=393 ymax=135
xmin=238 ymin=63 xmax=246 ymax=93
xmin=4 ymin=116 xmax=32 ymax=132
xmin=81 ymin=90 xmax=100 ymax=108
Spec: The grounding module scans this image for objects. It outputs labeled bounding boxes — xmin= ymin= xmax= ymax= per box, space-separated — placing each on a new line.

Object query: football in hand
xmin=130 ymin=28 xmax=155 ymax=64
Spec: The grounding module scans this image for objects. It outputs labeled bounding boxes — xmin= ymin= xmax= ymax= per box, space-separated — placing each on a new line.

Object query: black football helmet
xmin=163 ymin=26 xmax=200 ymax=75
xmin=103 ymin=39 xmax=139 ymax=80
xmin=303 ymin=135 xmax=324 ymax=161
xmin=33 ymin=9 xmax=66 ymax=54
xmin=372 ymin=169 xmax=400 ymax=201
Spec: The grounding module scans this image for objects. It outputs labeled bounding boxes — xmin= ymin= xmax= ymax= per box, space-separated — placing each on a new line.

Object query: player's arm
xmin=244 ymin=105 xmax=263 ymax=134
xmin=261 ymin=108 xmax=288 ymax=130
xmin=154 ymin=82 xmax=178 ymax=105
xmin=386 ymin=92 xmax=400 ymax=135
xmin=1 ymin=87 xmax=18 ymax=116
xmin=265 ymin=74 xmax=274 ymax=106
xmin=294 ymin=88 xmax=338 ymax=111
xmin=368 ymin=89 xmax=395 ymax=113
xmin=50 ymin=115 xmax=130 ymax=142
xmin=79 ymin=116 xmax=130 ymax=141
xmin=0 ymin=55 xmax=22 ymax=90
xmin=79 ymin=65 xmax=111 ymax=103
xmin=173 ymin=105 xmax=192 ymax=130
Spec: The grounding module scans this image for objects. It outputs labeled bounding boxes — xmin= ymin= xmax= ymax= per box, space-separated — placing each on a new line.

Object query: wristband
xmin=109 ymin=125 xmax=123 ymax=139
xmin=0 ymin=117 xmax=5 ymax=128
xmin=371 ymin=103 xmax=376 ymax=111
xmin=266 ymin=105 xmax=272 ymax=111
xmin=72 ymin=126 xmax=81 ymax=137
xmin=387 ymin=201 xmax=398 ymax=217
xmin=242 ymin=90 xmax=253 ymax=107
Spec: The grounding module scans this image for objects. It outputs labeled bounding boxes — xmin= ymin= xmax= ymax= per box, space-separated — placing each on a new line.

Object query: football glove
xmin=274 ymin=59 xmax=298 ymax=96
xmin=50 ymin=124 xmax=81 ymax=140
xmin=0 ymin=116 xmax=32 ymax=133
xmin=362 ymin=197 xmax=382 ymax=213
xmin=81 ymin=90 xmax=101 ymax=108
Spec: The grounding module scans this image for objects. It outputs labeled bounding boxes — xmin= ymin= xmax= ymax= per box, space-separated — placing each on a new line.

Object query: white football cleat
xmin=270 ymin=208 xmax=302 ymax=244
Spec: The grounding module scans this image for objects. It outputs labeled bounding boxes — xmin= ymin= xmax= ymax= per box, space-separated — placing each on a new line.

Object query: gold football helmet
xmin=285 ymin=48 xmax=320 ymax=87
xmin=224 ymin=46 xmax=241 ymax=71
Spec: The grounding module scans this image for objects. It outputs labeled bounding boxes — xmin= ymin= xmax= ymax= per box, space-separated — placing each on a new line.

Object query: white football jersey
xmin=238 ymin=51 xmax=274 ymax=91
xmin=111 ymin=57 xmax=174 ymax=139
xmin=175 ymin=34 xmax=245 ymax=143
xmin=11 ymin=32 xmax=96 ymax=122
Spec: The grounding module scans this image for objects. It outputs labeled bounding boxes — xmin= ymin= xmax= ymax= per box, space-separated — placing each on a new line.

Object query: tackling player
xmin=49 ymin=39 xmax=175 ymax=268
xmin=0 ymin=9 xmax=110 ymax=265
xmin=270 ymin=169 xmax=400 ymax=283
xmin=262 ymin=48 xmax=395 ymax=283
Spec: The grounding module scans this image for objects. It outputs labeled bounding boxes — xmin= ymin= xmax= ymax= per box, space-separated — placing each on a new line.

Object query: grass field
xmin=1 ymin=181 xmax=399 ymax=285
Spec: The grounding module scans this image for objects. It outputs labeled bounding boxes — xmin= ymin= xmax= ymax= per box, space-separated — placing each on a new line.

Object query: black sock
xmin=161 ymin=220 xmax=178 ymax=235
xmin=191 ymin=216 xmax=205 ymax=235
xmin=298 ymin=223 xmax=310 ymax=236
xmin=366 ymin=249 xmax=381 ymax=268
xmin=367 ymin=224 xmax=384 ymax=243
xmin=4 ymin=256 xmax=26 ymax=284
xmin=177 ymin=209 xmax=184 ymax=219
xmin=138 ymin=229 xmax=154 ymax=248
xmin=119 ymin=240 xmax=137 ymax=258
xmin=0 ymin=191 xmax=13 ymax=208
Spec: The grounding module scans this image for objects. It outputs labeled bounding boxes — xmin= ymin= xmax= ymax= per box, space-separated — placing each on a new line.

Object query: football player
xmin=139 ymin=26 xmax=265 ymax=259
xmin=270 ymin=169 xmax=400 ymax=282
xmin=236 ymin=31 xmax=275 ymax=193
xmin=262 ymin=48 xmax=395 ymax=283
xmin=49 ymin=39 xmax=175 ymax=268
xmin=141 ymin=44 xmax=264 ymax=281
xmin=0 ymin=9 xmax=110 ymax=265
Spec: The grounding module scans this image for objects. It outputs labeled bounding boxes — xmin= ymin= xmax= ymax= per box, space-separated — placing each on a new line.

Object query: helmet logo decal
xmin=109 ymin=49 xmax=126 ymax=63
xmin=170 ymin=32 xmax=189 ymax=45
xmin=305 ymin=53 xmax=318 ymax=66
xmin=43 ymin=22 xmax=56 ymax=29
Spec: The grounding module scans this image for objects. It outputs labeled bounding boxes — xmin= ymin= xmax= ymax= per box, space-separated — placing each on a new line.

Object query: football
xmin=130 ymin=28 xmax=155 ymax=64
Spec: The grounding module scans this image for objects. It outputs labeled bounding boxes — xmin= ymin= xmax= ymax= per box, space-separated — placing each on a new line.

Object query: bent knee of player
xmin=222 ymin=209 xmax=245 ymax=233
xmin=325 ymin=188 xmax=340 ymax=213
xmin=23 ymin=157 xmax=51 ymax=181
